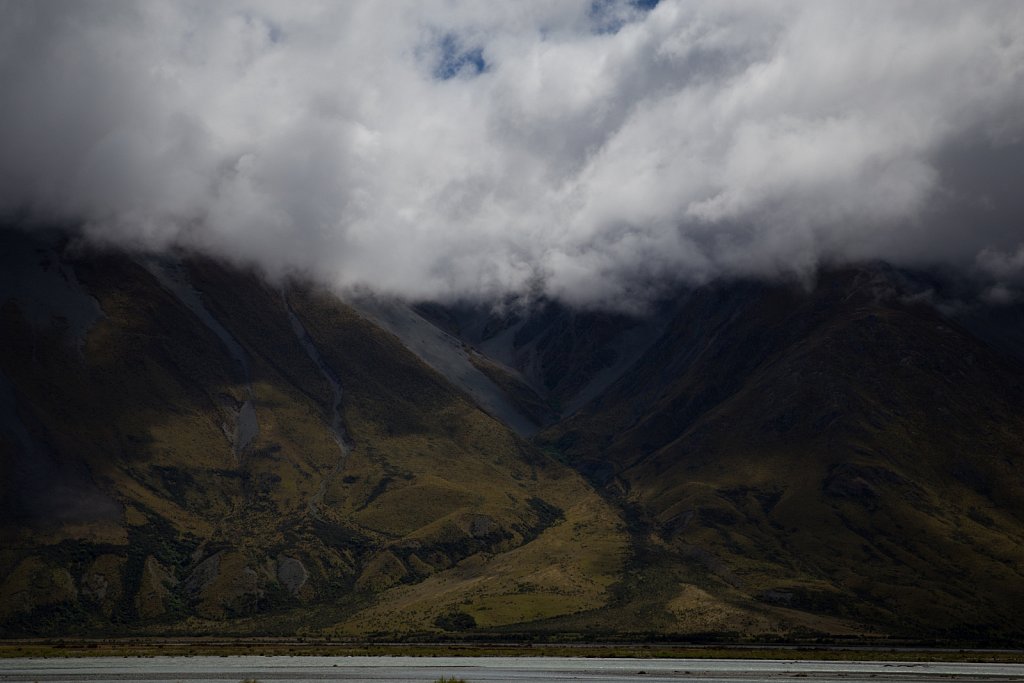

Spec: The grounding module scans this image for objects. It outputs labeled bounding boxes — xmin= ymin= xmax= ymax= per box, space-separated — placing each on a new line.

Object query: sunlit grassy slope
xmin=5 ymin=234 xmax=1024 ymax=642
xmin=0 ymin=237 xmax=626 ymax=636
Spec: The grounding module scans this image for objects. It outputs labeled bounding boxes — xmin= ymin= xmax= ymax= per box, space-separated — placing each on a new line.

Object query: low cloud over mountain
xmin=2 ymin=1 xmax=1023 ymax=307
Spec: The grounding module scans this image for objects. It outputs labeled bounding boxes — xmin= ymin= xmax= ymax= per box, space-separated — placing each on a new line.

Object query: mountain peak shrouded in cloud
xmin=1 ymin=1 xmax=1023 ymax=308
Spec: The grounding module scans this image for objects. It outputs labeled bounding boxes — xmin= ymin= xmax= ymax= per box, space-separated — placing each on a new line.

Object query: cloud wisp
xmin=1 ymin=1 xmax=1023 ymax=307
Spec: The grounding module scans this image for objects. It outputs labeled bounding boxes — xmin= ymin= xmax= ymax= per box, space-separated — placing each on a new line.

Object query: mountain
xmin=536 ymin=267 xmax=1024 ymax=640
xmin=401 ymin=267 xmax=1024 ymax=641
xmin=3 ymin=229 xmax=1024 ymax=642
xmin=0 ymin=230 xmax=625 ymax=637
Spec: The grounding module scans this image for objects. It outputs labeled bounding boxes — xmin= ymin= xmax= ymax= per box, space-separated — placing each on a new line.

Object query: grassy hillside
xmin=5 ymin=232 xmax=1024 ymax=642
xmin=0 ymin=234 xmax=626 ymax=637
xmin=541 ymin=268 xmax=1024 ymax=641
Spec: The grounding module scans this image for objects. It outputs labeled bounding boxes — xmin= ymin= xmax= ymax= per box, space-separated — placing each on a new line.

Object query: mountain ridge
xmin=3 ymin=229 xmax=1024 ymax=641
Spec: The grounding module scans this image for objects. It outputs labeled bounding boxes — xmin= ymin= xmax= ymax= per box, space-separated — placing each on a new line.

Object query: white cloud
xmin=1 ymin=0 xmax=1023 ymax=306
xmin=978 ymin=245 xmax=1024 ymax=281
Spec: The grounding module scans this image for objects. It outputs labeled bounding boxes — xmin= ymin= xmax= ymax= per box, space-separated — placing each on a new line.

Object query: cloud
xmin=978 ymin=245 xmax=1024 ymax=280
xmin=1 ymin=0 xmax=1023 ymax=307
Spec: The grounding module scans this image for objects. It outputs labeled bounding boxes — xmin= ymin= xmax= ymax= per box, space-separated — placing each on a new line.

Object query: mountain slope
xmin=6 ymin=228 xmax=1024 ymax=642
xmin=540 ymin=267 xmax=1024 ymax=640
xmin=410 ymin=297 xmax=677 ymax=425
xmin=0 ymin=231 xmax=626 ymax=636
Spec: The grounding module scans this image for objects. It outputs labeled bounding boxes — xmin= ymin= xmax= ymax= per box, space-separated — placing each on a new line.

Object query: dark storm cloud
xmin=1 ymin=1 xmax=1022 ymax=307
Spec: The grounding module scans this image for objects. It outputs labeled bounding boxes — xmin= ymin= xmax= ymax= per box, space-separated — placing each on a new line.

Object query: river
xmin=3 ymin=656 xmax=1024 ymax=682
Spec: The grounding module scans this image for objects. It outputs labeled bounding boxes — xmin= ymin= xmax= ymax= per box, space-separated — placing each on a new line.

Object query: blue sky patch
xmin=434 ymin=34 xmax=487 ymax=80
xmin=590 ymin=0 xmax=659 ymax=35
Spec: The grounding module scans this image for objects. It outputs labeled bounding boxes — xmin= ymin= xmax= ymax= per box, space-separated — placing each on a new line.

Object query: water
xmin=2 ymin=656 xmax=1023 ymax=682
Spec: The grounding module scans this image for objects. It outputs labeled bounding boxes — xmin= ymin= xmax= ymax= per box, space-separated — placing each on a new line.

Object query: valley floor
xmin=2 ymin=640 xmax=1024 ymax=664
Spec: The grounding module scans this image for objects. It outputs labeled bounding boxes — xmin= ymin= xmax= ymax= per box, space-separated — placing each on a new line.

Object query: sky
xmin=1 ymin=0 xmax=1023 ymax=308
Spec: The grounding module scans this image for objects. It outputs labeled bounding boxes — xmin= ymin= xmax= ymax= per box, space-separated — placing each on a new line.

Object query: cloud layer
xmin=2 ymin=1 xmax=1023 ymax=306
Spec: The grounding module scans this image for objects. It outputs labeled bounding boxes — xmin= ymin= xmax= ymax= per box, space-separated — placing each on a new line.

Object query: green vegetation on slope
xmin=0 ymin=237 xmax=626 ymax=637
xmin=540 ymin=269 xmax=1024 ymax=641
xmin=5 ymin=235 xmax=1024 ymax=644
